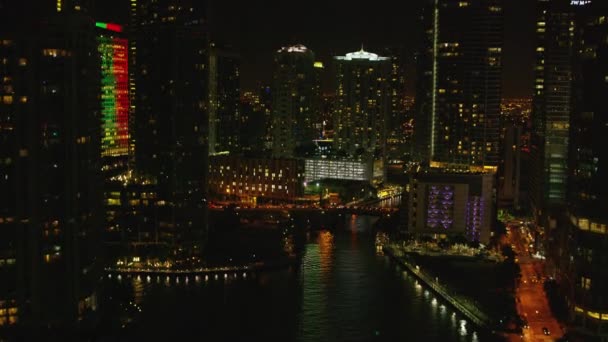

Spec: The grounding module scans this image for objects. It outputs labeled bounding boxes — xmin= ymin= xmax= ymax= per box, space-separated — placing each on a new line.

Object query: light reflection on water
xmin=102 ymin=214 xmax=484 ymax=342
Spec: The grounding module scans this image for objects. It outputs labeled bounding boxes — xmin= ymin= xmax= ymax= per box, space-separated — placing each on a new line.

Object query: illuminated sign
xmin=96 ymin=22 xmax=123 ymax=33
xmin=570 ymin=0 xmax=591 ymax=5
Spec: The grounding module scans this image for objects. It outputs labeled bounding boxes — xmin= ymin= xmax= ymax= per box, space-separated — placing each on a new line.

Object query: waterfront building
xmin=209 ymin=155 xmax=304 ymax=203
xmin=0 ymin=5 xmax=102 ymax=328
xmin=129 ymin=0 xmax=209 ymax=257
xmin=414 ymin=0 xmax=503 ymax=170
xmin=304 ymin=158 xmax=373 ymax=184
xmin=333 ymin=48 xmax=391 ymax=181
xmin=271 ymin=44 xmax=318 ymax=158
xmin=333 ymin=48 xmax=390 ymax=157
xmin=408 ymin=168 xmax=494 ymax=244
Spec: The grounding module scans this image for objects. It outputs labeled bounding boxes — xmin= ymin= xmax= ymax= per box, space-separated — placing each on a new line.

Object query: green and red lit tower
xmin=96 ymin=22 xmax=130 ymax=172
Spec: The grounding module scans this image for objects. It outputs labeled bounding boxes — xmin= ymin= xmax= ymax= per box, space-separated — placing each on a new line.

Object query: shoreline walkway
xmin=384 ymin=245 xmax=493 ymax=329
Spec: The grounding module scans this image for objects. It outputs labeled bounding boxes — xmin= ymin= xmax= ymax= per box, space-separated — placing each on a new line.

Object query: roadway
xmin=506 ymin=222 xmax=563 ymax=341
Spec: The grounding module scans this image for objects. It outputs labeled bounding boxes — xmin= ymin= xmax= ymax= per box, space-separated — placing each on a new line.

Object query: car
xmin=542 ymin=327 xmax=550 ymax=335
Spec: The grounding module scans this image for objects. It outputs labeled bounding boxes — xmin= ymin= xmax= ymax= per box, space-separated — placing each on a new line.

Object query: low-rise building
xmin=304 ymin=157 xmax=373 ymax=183
xmin=209 ymin=155 xmax=304 ymax=203
xmin=408 ymin=168 xmax=494 ymax=244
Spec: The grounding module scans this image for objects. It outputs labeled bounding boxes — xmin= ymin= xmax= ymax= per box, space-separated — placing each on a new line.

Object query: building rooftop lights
xmin=277 ymin=44 xmax=309 ymax=53
xmin=335 ymin=48 xmax=389 ymax=61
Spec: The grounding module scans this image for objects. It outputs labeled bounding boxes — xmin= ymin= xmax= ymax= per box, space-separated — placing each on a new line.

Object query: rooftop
xmin=335 ymin=47 xmax=389 ymax=61
xmin=277 ymin=44 xmax=310 ymax=53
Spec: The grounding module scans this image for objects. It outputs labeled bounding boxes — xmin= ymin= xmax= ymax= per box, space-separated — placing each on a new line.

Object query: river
xmin=100 ymin=214 xmax=484 ymax=341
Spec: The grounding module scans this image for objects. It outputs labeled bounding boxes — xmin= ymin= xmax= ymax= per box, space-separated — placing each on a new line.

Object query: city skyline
xmin=1 ymin=0 xmax=607 ymax=341
xmin=91 ymin=0 xmax=536 ymax=97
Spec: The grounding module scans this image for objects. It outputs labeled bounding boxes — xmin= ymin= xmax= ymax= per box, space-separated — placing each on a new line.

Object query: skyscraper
xmin=529 ymin=0 xmax=574 ymax=228
xmin=564 ymin=1 xmax=608 ymax=337
xmin=383 ymin=47 xmax=407 ymax=134
xmin=271 ymin=44 xmax=317 ymax=158
xmin=414 ymin=0 xmax=504 ymax=170
xmin=383 ymin=47 xmax=408 ymax=162
xmin=97 ymin=22 xmax=129 ymax=173
xmin=130 ymin=0 xmax=208 ymax=258
xmin=333 ymin=48 xmax=391 ymax=181
xmin=0 ymin=4 xmax=102 ymax=330
xmin=208 ymin=43 xmax=240 ymax=155
xmin=240 ymin=91 xmax=269 ymax=156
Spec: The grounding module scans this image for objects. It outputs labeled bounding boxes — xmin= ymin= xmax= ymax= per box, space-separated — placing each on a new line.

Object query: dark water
xmin=102 ymin=215 xmax=484 ymax=342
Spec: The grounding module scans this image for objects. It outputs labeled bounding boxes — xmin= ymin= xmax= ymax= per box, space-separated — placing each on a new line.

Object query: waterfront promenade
xmin=384 ymin=245 xmax=492 ymax=329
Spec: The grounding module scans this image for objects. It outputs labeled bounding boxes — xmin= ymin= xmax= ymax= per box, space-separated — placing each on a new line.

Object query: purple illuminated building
xmin=408 ymin=167 xmax=494 ymax=244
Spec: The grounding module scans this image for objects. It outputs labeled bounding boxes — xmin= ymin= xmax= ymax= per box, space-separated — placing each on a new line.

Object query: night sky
xmin=97 ymin=0 xmax=536 ymax=98
xmin=209 ymin=0 xmax=536 ymax=97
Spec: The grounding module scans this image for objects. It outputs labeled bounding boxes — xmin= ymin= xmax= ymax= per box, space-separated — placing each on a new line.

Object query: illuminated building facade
xmin=0 ymin=6 xmax=101 ymax=330
xmin=563 ymin=2 xmax=608 ymax=337
xmin=304 ymin=158 xmax=373 ymax=183
xmin=209 ymin=155 xmax=304 ymax=203
xmin=408 ymin=169 xmax=493 ymax=244
xmin=529 ymin=0 xmax=574 ymax=229
xmin=130 ymin=0 xmax=208 ymax=257
xmin=208 ymin=44 xmax=240 ymax=155
xmin=272 ymin=44 xmax=318 ymax=158
xmin=415 ymin=0 xmax=503 ymax=169
xmin=97 ymin=22 xmax=129 ymax=167
xmin=333 ymin=49 xmax=390 ymax=164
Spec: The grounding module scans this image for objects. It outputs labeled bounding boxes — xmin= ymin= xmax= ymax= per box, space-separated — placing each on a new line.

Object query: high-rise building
xmin=239 ymin=92 xmax=266 ymax=156
xmin=271 ymin=44 xmax=318 ymax=158
xmin=563 ymin=1 xmax=608 ymax=337
xmin=382 ymin=47 xmax=407 ymax=133
xmin=529 ymin=0 xmax=574 ymax=229
xmin=130 ymin=0 xmax=208 ymax=258
xmin=96 ymin=22 xmax=130 ymax=174
xmin=498 ymin=124 xmax=522 ymax=209
xmin=0 ymin=5 xmax=102 ymax=330
xmin=414 ymin=0 xmax=504 ymax=170
xmin=312 ymin=61 xmax=325 ymax=139
xmin=382 ymin=47 xmax=408 ymax=162
xmin=259 ymin=85 xmax=273 ymax=153
xmin=208 ymin=43 xmax=240 ymax=155
xmin=333 ymin=48 xmax=391 ymax=181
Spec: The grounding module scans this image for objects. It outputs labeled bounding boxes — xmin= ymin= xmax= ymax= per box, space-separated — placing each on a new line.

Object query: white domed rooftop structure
xmin=335 ymin=47 xmax=389 ymax=61
xmin=277 ymin=44 xmax=310 ymax=53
